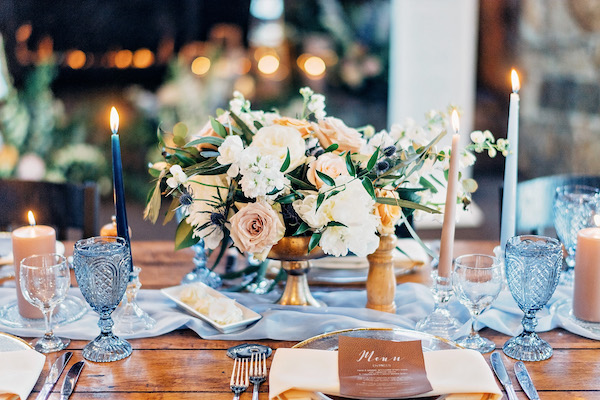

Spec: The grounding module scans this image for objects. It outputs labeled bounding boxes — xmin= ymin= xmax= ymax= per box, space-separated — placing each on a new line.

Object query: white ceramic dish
xmin=161 ymin=283 xmax=261 ymax=334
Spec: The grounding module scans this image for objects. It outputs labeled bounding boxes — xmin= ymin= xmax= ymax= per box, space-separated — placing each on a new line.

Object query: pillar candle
xmin=12 ymin=211 xmax=56 ymax=318
xmin=438 ymin=110 xmax=460 ymax=278
xmin=573 ymin=227 xmax=600 ymax=322
xmin=500 ymin=69 xmax=520 ymax=252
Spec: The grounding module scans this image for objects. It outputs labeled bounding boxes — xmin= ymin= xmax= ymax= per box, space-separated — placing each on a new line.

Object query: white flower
xmin=217 ymin=135 xmax=244 ymax=177
xmin=292 ymin=192 xmax=330 ymax=229
xmin=470 ymin=130 xmax=485 ymax=144
xmin=250 ymin=125 xmax=306 ymax=172
xmin=308 ymin=94 xmax=326 ymax=120
xmin=487 ymin=147 xmax=497 ymax=158
xmin=238 ymin=147 xmax=289 ymax=198
xmin=166 ymin=165 xmax=188 ymax=188
xmin=300 ymin=87 xmax=314 ymax=98
xmin=460 ymin=150 xmax=477 ymax=168
xmin=363 ymin=130 xmax=396 ymax=154
xmin=483 ymin=130 xmax=494 ymax=142
xmin=319 ymin=225 xmax=379 ymax=257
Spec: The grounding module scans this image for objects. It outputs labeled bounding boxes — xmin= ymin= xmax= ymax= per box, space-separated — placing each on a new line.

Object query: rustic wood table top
xmin=20 ymin=240 xmax=600 ymax=399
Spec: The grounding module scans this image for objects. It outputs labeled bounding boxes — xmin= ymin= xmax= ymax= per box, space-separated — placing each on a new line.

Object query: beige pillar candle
xmin=438 ymin=110 xmax=461 ymax=278
xmin=573 ymin=227 xmax=600 ymax=322
xmin=12 ymin=211 xmax=56 ymax=319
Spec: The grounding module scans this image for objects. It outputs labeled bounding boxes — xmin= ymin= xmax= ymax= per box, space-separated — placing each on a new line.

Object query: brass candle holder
xmin=268 ymin=236 xmax=325 ymax=307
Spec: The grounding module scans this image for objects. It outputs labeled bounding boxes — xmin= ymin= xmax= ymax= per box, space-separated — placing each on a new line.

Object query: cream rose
xmin=250 ymin=125 xmax=306 ymax=172
xmin=306 ymin=153 xmax=349 ymax=189
xmin=374 ymin=188 xmax=402 ymax=234
xmin=229 ymin=201 xmax=285 ymax=260
xmin=311 ymin=117 xmax=365 ymax=153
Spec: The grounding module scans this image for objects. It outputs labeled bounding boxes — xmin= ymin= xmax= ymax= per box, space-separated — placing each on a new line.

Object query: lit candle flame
xmin=110 ymin=107 xmax=119 ymax=135
xmin=511 ymin=69 xmax=520 ymax=93
xmin=594 ymin=214 xmax=600 ymax=227
xmin=451 ymin=109 xmax=460 ymax=134
xmin=27 ymin=211 xmax=36 ymax=226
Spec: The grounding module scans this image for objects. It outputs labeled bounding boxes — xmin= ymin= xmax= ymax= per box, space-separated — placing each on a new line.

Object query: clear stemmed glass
xmin=19 ymin=253 xmax=71 ymax=353
xmin=553 ymin=185 xmax=600 ymax=285
xmin=452 ymin=254 xmax=502 ymax=353
xmin=503 ymin=235 xmax=563 ymax=361
xmin=73 ymin=236 xmax=132 ymax=362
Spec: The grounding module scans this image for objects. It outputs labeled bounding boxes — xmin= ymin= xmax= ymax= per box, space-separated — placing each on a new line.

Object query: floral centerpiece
xmin=145 ymin=88 xmax=505 ymax=264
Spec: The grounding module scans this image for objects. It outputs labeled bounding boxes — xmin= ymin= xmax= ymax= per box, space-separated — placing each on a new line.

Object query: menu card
xmin=338 ymin=336 xmax=433 ymax=399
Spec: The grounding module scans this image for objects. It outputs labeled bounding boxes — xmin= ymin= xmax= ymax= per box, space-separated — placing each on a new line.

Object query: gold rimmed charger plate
xmin=0 ymin=331 xmax=32 ymax=351
xmin=292 ymin=328 xmax=459 ymax=400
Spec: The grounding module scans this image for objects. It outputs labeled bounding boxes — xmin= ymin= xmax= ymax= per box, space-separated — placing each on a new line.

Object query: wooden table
xmin=21 ymin=241 xmax=600 ymax=399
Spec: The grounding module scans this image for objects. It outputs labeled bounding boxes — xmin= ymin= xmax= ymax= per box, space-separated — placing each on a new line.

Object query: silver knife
xmin=35 ymin=351 xmax=73 ymax=400
xmin=515 ymin=361 xmax=540 ymax=400
xmin=490 ymin=352 xmax=518 ymax=400
xmin=60 ymin=361 xmax=85 ymax=400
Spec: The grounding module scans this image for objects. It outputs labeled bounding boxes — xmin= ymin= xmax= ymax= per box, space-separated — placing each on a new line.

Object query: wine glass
xmin=553 ymin=185 xmax=600 ymax=285
xmin=503 ymin=235 xmax=563 ymax=361
xmin=19 ymin=253 xmax=71 ymax=353
xmin=73 ymin=236 xmax=132 ymax=362
xmin=452 ymin=254 xmax=502 ymax=353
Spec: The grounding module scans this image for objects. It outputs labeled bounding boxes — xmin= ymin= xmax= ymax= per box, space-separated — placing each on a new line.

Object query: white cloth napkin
xmin=269 ymin=348 xmax=502 ymax=400
xmin=0 ymin=349 xmax=45 ymax=400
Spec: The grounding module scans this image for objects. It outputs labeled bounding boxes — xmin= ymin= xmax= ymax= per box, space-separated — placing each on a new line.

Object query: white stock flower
xmin=238 ymin=147 xmax=289 ymax=198
xmin=166 ymin=165 xmax=188 ymax=188
xmin=460 ymin=150 xmax=477 ymax=168
xmin=217 ymin=135 xmax=244 ymax=177
xmin=308 ymin=94 xmax=326 ymax=120
xmin=470 ymin=130 xmax=485 ymax=144
xmin=250 ymin=125 xmax=306 ymax=172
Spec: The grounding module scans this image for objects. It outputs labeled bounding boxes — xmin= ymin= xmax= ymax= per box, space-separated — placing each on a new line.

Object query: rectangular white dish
xmin=161 ymin=283 xmax=261 ymax=334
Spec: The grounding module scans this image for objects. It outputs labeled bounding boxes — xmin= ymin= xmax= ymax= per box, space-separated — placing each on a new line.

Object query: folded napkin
xmin=0 ymin=349 xmax=45 ymax=400
xmin=269 ymin=348 xmax=502 ymax=400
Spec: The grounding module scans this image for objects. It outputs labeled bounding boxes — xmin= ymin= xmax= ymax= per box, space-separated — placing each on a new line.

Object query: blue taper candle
xmin=110 ymin=107 xmax=132 ymax=271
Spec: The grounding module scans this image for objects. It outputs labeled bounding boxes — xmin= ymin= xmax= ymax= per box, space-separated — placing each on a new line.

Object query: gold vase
xmin=268 ymin=236 xmax=325 ymax=307
xmin=366 ymin=234 xmax=397 ymax=313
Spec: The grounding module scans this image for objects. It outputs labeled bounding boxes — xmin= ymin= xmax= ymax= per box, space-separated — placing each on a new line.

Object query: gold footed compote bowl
xmin=268 ymin=237 xmax=325 ymax=307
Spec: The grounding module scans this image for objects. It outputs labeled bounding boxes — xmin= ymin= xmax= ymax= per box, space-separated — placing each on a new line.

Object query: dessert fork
xmin=249 ymin=352 xmax=267 ymax=400
xmin=230 ymin=358 xmax=249 ymax=400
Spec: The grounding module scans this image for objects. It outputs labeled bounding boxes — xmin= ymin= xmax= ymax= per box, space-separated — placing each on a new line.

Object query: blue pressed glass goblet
xmin=73 ymin=236 xmax=132 ymax=362
xmin=503 ymin=235 xmax=563 ymax=361
xmin=553 ymin=185 xmax=600 ymax=285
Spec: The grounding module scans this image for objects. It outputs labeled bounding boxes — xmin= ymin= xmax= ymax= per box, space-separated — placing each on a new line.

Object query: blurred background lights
xmin=250 ymin=0 xmax=284 ymax=20
xmin=15 ymin=24 xmax=32 ymax=42
xmin=114 ymin=50 xmax=133 ymax=69
xmin=304 ymin=56 xmax=326 ymax=77
xmin=132 ymin=48 xmax=154 ymax=68
xmin=191 ymin=56 xmax=211 ymax=75
xmin=257 ymin=54 xmax=279 ymax=74
xmin=66 ymin=50 xmax=86 ymax=69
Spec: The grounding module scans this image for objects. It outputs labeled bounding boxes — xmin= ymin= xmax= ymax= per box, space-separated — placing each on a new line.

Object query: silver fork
xmin=230 ymin=357 xmax=249 ymax=400
xmin=249 ymin=353 xmax=267 ymax=400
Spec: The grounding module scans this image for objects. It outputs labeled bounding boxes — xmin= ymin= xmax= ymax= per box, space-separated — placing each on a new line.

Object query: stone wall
xmin=519 ymin=0 xmax=600 ymax=177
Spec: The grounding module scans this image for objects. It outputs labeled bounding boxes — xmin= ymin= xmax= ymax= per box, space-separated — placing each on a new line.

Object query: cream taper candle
xmin=438 ymin=110 xmax=461 ymax=278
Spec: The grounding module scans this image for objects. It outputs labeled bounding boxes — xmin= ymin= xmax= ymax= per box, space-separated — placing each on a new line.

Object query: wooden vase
xmin=366 ymin=234 xmax=397 ymax=313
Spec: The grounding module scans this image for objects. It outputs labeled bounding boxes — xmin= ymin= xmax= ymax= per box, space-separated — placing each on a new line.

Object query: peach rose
xmin=273 ymin=117 xmax=313 ymax=138
xmin=306 ymin=153 xmax=349 ymax=189
xmin=229 ymin=201 xmax=285 ymax=260
xmin=192 ymin=112 xmax=231 ymax=150
xmin=311 ymin=117 xmax=365 ymax=153
xmin=374 ymin=188 xmax=402 ymax=234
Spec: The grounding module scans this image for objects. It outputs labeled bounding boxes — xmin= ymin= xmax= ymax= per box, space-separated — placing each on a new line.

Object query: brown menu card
xmin=338 ymin=336 xmax=433 ymax=399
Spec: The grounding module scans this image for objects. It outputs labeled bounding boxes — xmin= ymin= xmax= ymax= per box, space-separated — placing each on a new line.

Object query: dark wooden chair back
xmin=0 ymin=179 xmax=99 ymax=240
xmin=516 ymin=174 xmax=600 ymax=235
